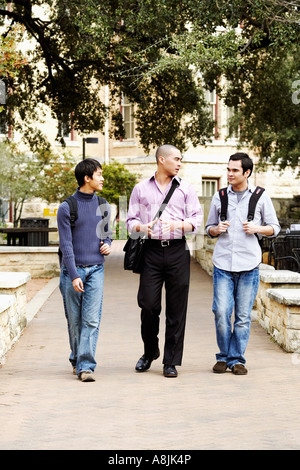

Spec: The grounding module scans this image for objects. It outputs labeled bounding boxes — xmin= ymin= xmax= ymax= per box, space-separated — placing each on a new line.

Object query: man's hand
xmin=160 ymin=219 xmax=181 ymax=235
xmin=136 ymin=219 xmax=158 ymax=237
xmin=100 ymin=242 xmax=111 ymax=255
xmin=72 ymin=277 xmax=84 ymax=292
xmin=242 ymin=221 xmax=258 ymax=234
xmin=243 ymin=221 xmax=274 ymax=236
xmin=209 ymin=221 xmax=230 ymax=237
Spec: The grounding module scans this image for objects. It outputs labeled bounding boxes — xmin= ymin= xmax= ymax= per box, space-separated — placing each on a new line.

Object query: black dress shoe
xmin=163 ymin=365 xmax=178 ymax=378
xmin=135 ymin=349 xmax=160 ymax=372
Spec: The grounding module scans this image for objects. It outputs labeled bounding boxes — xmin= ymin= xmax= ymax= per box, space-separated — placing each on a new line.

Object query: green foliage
xmin=0 ymin=0 xmax=214 ymax=153
xmin=0 ymin=142 xmax=44 ymax=226
xmin=35 ymin=149 xmax=78 ymax=203
xmin=37 ymin=155 xmax=140 ymax=207
xmin=100 ymin=160 xmax=139 ymax=207
xmin=0 ymin=140 xmax=139 ymax=225
xmin=150 ymin=0 xmax=300 ymax=170
xmin=0 ymin=1 xmax=299 ymax=169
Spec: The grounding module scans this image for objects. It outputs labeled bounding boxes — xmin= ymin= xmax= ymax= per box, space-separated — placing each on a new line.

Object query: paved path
xmin=0 ymin=241 xmax=300 ymax=450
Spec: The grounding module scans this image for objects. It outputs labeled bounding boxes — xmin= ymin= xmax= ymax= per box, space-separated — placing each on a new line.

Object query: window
xmin=204 ymin=89 xmax=218 ymax=138
xmin=58 ymin=120 xmax=71 ymax=140
xmin=202 ymin=178 xmax=219 ymax=197
xmin=226 ymin=106 xmax=239 ymax=139
xmin=205 ymin=90 xmax=216 ymax=120
xmin=121 ymin=95 xmax=134 ymax=140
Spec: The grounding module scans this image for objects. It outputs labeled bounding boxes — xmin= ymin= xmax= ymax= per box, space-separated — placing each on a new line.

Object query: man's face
xmin=89 ymin=168 xmax=104 ymax=191
xmin=227 ymin=159 xmax=250 ymax=188
xmin=161 ymin=150 xmax=182 ymax=176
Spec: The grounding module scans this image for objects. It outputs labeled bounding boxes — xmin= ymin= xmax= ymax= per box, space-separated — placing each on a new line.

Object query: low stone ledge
xmin=259 ymin=270 xmax=300 ymax=284
xmin=0 ymin=294 xmax=14 ymax=313
xmin=259 ymin=263 xmax=275 ymax=271
xmin=267 ymin=288 xmax=300 ymax=306
xmin=0 ymin=271 xmax=31 ymax=288
xmin=0 ymin=246 xmax=60 ymax=278
xmin=0 ymin=271 xmax=31 ymax=363
xmin=0 ymin=295 xmax=16 ymax=359
xmin=258 ymin=288 xmax=300 ymax=352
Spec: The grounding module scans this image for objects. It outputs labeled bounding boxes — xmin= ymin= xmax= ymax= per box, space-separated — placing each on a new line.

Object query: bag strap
xmin=219 ymin=186 xmax=265 ymax=221
xmin=153 ymin=178 xmax=181 ymax=221
xmin=247 ymin=186 xmax=265 ymax=221
xmin=219 ymin=187 xmax=228 ymax=222
xmin=64 ymin=195 xmax=107 ymax=229
xmin=65 ymin=196 xmax=78 ymax=228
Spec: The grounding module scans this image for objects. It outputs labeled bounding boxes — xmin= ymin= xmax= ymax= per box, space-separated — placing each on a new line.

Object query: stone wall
xmin=0 ymin=247 xmax=60 ymax=278
xmin=0 ymin=271 xmax=31 ymax=361
xmin=256 ymin=270 xmax=300 ymax=352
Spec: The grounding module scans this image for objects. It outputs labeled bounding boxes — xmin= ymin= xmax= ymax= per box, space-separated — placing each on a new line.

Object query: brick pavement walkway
xmin=0 ymin=241 xmax=300 ymax=450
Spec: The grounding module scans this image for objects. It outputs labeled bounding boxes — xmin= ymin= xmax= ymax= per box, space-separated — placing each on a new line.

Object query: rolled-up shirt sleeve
xmin=205 ymin=193 xmax=219 ymax=238
xmin=126 ymin=185 xmax=142 ymax=233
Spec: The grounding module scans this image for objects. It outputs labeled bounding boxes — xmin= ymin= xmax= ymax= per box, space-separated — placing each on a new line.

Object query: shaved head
xmin=155 ymin=144 xmax=180 ymax=163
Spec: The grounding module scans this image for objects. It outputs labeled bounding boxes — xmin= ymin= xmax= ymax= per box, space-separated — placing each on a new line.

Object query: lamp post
xmin=82 ymin=137 xmax=99 ymax=159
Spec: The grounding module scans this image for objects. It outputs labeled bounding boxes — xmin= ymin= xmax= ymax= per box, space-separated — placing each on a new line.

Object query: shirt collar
xmin=149 ymin=173 xmax=180 ymax=184
xmin=228 ymin=182 xmax=256 ymax=193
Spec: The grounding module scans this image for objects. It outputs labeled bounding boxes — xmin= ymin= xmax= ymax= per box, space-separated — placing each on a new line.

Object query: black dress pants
xmin=137 ymin=239 xmax=190 ymax=365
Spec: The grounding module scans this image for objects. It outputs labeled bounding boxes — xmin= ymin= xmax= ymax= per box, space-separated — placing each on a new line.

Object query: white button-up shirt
xmin=205 ymin=183 xmax=280 ymax=272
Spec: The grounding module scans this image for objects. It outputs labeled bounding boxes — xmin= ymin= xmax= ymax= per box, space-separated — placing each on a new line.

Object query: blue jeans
xmin=212 ymin=266 xmax=260 ymax=369
xmin=59 ymin=264 xmax=104 ymax=375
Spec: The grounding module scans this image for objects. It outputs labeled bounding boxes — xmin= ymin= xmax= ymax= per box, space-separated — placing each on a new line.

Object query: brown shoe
xmin=232 ymin=364 xmax=248 ymax=375
xmin=79 ymin=371 xmax=96 ymax=382
xmin=212 ymin=361 xmax=227 ymax=374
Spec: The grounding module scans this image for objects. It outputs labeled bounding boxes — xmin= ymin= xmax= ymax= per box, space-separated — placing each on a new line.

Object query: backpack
xmin=219 ymin=186 xmax=265 ymax=222
xmin=58 ymin=195 xmax=108 ymax=263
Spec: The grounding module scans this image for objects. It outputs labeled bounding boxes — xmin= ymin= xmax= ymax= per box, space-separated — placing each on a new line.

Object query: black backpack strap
xmin=247 ymin=186 xmax=265 ymax=221
xmin=58 ymin=196 xmax=78 ymax=264
xmin=64 ymin=195 xmax=78 ymax=228
xmin=219 ymin=187 xmax=228 ymax=222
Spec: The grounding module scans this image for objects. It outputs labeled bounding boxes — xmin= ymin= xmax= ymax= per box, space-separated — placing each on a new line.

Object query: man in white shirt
xmin=206 ymin=153 xmax=280 ymax=375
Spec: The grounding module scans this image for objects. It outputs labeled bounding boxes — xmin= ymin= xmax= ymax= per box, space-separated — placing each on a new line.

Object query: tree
xmin=0 ymin=142 xmax=43 ymax=226
xmin=0 ymin=137 xmax=139 ymax=226
xmin=35 ymin=152 xmax=139 ymax=207
xmin=0 ymin=1 xmax=299 ymax=169
xmin=149 ymin=0 xmax=300 ymax=170
xmin=0 ymin=0 xmax=214 ymax=153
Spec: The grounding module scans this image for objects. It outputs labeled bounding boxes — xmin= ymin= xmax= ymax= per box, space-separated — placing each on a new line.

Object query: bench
xmin=0 ymin=227 xmax=57 ymax=246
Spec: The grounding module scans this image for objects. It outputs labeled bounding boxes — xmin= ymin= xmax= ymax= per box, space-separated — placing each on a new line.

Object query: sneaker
xmin=73 ymin=367 xmax=77 ymax=375
xmin=232 ymin=364 xmax=248 ymax=375
xmin=212 ymin=361 xmax=227 ymax=374
xmin=79 ymin=371 xmax=95 ymax=382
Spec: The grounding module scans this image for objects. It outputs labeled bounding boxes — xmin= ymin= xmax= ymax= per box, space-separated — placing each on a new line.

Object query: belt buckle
xmin=161 ymin=240 xmax=169 ymax=247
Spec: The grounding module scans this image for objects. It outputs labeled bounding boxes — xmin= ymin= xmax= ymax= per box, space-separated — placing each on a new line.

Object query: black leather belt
xmin=147 ymin=238 xmax=186 ymax=247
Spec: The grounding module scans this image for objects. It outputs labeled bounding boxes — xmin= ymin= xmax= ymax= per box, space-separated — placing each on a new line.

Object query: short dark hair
xmin=229 ymin=152 xmax=253 ymax=177
xmin=155 ymin=144 xmax=180 ymax=163
xmin=75 ymin=158 xmax=102 ymax=187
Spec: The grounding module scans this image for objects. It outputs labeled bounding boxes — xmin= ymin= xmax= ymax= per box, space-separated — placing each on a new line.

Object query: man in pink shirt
xmin=126 ymin=144 xmax=203 ymax=377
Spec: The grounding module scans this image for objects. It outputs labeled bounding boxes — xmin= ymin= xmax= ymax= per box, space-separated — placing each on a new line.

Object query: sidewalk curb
xmin=26 ymin=277 xmax=59 ymax=323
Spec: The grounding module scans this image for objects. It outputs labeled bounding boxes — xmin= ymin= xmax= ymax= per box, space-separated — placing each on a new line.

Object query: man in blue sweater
xmin=57 ymin=158 xmax=112 ymax=382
